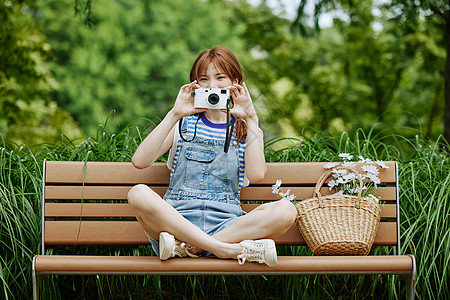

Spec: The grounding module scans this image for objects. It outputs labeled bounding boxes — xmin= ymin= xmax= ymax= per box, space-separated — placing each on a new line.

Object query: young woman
xmin=127 ymin=46 xmax=297 ymax=266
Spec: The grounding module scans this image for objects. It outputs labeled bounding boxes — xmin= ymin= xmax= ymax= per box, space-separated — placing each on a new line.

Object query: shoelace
xmin=237 ymin=242 xmax=264 ymax=265
xmin=172 ymin=241 xmax=188 ymax=257
xmin=180 ymin=242 xmax=199 ymax=258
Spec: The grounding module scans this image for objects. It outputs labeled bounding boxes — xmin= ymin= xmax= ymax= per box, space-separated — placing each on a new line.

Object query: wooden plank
xmin=45 ymin=203 xmax=397 ymax=219
xmin=44 ymin=221 xmax=397 ymax=246
xmin=240 ymin=187 xmax=397 ymax=202
xmin=45 ymin=161 xmax=171 ymax=185
xmin=45 ymin=221 xmax=148 ymax=245
xmin=34 ymin=255 xmax=414 ymax=275
xmin=46 ymin=186 xmax=132 ymax=200
xmin=45 ymin=186 xmax=398 ymax=202
xmin=257 ymin=161 xmax=397 ymax=184
xmin=45 ymin=203 xmax=136 ymax=218
xmin=45 ymin=186 xmax=165 ymax=200
xmin=45 ymin=161 xmax=397 ymax=185
xmin=380 ymin=204 xmax=396 ymax=218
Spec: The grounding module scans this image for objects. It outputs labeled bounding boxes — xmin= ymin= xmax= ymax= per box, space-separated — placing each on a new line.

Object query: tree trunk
xmin=445 ymin=17 xmax=450 ymax=145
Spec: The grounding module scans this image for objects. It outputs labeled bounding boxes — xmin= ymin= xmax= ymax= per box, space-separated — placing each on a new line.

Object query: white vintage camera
xmin=194 ymin=88 xmax=229 ymax=109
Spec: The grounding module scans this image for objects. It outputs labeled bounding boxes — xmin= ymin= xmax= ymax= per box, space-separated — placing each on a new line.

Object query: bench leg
xmin=405 ymin=254 xmax=416 ymax=300
xmin=32 ymin=272 xmax=40 ymax=300
xmin=32 ymin=256 xmax=40 ymax=300
xmin=404 ymin=274 xmax=415 ymax=300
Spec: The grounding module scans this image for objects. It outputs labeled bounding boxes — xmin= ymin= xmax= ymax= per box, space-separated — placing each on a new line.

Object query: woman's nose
xmin=210 ymin=80 xmax=219 ymax=88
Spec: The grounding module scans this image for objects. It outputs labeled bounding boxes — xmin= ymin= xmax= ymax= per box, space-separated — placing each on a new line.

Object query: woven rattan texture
xmin=296 ymin=195 xmax=381 ymax=255
xmin=295 ymin=166 xmax=381 ymax=256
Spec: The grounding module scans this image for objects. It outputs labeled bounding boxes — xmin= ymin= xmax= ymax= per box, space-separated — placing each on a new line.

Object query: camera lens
xmin=208 ymin=93 xmax=220 ymax=105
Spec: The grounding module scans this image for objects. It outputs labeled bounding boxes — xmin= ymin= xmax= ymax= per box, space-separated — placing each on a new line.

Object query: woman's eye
xmin=218 ymin=76 xmax=225 ymax=80
xmin=199 ymin=78 xmax=207 ymax=81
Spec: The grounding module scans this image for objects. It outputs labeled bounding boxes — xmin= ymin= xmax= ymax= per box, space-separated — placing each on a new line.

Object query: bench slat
xmin=44 ymin=221 xmax=397 ymax=246
xmin=45 ymin=161 xmax=171 ymax=185
xmin=45 ymin=186 xmax=398 ymax=202
xmin=34 ymin=255 xmax=414 ymax=275
xmin=45 ymin=203 xmax=397 ymax=219
xmin=261 ymin=161 xmax=397 ymax=184
xmin=242 ymin=186 xmax=398 ymax=202
xmin=45 ymin=161 xmax=397 ymax=185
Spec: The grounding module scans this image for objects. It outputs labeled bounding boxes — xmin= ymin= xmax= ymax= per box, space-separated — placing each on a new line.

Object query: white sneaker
xmin=159 ymin=232 xmax=187 ymax=260
xmin=237 ymin=239 xmax=277 ymax=267
xmin=159 ymin=232 xmax=199 ymax=260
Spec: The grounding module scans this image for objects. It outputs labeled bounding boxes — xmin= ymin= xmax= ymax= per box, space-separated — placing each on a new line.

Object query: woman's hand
xmin=172 ymin=81 xmax=206 ymax=118
xmin=225 ymin=82 xmax=257 ymax=121
xmin=227 ymin=82 xmax=266 ymax=183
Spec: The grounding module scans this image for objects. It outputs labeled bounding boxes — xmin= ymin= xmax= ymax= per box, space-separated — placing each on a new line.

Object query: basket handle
xmin=314 ymin=166 xmax=364 ymax=209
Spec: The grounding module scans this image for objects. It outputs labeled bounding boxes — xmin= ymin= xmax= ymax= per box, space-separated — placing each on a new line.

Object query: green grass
xmin=0 ymin=122 xmax=449 ymax=299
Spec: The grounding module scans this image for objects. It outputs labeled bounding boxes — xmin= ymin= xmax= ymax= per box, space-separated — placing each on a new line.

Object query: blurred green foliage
xmin=0 ymin=0 xmax=82 ymax=145
xmin=35 ymin=0 xmax=244 ymax=137
xmin=1 ymin=0 xmax=448 ymax=144
xmin=227 ymin=0 xmax=446 ymax=141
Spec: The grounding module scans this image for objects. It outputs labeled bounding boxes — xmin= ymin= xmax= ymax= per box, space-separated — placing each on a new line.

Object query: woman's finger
xmin=180 ymin=83 xmax=190 ymax=90
xmin=233 ymin=84 xmax=243 ymax=93
xmin=243 ymin=82 xmax=250 ymax=96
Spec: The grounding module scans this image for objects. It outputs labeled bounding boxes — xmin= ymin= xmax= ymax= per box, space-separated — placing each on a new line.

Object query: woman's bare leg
xmin=184 ymin=200 xmax=297 ymax=255
xmin=212 ymin=200 xmax=297 ymax=243
xmin=127 ymin=184 xmax=241 ymax=259
xmin=128 ymin=184 xmax=297 ymax=258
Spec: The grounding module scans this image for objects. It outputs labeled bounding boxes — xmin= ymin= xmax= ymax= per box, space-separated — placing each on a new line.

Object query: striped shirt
xmin=169 ymin=114 xmax=247 ymax=190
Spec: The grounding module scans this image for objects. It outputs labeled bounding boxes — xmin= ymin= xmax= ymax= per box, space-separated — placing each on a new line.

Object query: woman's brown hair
xmin=190 ymin=46 xmax=247 ymax=142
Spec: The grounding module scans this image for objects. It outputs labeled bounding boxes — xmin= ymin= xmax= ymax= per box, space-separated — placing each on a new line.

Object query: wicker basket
xmin=295 ymin=166 xmax=381 ymax=256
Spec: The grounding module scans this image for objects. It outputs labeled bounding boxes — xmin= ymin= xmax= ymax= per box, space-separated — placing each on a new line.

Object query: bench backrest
xmin=41 ymin=160 xmax=400 ymax=254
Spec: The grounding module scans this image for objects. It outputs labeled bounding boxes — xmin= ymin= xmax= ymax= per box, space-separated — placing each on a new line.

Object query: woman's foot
xmin=237 ymin=239 xmax=277 ymax=267
xmin=159 ymin=232 xmax=199 ymax=260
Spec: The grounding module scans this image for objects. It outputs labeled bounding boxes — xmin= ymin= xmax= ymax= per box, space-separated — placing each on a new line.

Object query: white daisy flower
xmin=366 ymin=173 xmax=381 ymax=187
xmin=324 ymin=162 xmax=339 ymax=169
xmin=333 ymin=169 xmax=348 ymax=176
xmin=358 ymin=155 xmax=373 ymax=163
xmin=337 ymin=177 xmax=348 ymax=184
xmin=283 ymin=194 xmax=296 ymax=201
xmin=375 ymin=160 xmax=389 ymax=168
xmin=327 ymin=179 xmax=337 ymax=190
xmin=272 ymin=179 xmax=282 ymax=194
xmin=342 ymin=161 xmax=357 ymax=169
xmin=343 ymin=173 xmax=357 ymax=182
xmin=317 ymin=156 xmax=383 ymax=200
xmin=338 ymin=153 xmax=354 ymax=161
xmin=367 ymin=194 xmax=379 ymax=204
xmin=362 ymin=165 xmax=379 ymax=175
xmin=279 ymin=189 xmax=291 ymax=198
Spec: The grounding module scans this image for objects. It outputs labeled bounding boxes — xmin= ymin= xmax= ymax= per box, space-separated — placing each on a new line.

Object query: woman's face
xmin=197 ymin=63 xmax=236 ymax=89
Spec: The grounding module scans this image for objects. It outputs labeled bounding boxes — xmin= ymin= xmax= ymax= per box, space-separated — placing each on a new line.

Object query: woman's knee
xmin=127 ymin=184 xmax=158 ymax=211
xmin=256 ymin=200 xmax=297 ymax=229
xmin=270 ymin=200 xmax=298 ymax=226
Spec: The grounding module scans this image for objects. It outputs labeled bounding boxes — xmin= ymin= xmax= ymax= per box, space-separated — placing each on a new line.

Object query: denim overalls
xmin=149 ymin=135 xmax=246 ymax=255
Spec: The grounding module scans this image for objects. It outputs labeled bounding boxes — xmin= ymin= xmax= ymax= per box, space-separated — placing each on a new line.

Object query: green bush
xmin=0 ymin=123 xmax=448 ymax=299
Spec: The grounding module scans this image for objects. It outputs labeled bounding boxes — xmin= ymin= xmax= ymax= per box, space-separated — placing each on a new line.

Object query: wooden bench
xmin=32 ymin=160 xmax=416 ymax=299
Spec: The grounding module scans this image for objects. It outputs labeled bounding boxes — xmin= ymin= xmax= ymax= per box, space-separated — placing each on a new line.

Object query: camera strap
xmin=224 ymin=99 xmax=235 ymax=153
xmin=178 ymin=113 xmax=203 ymax=143
xmin=178 ymin=104 xmax=234 ymax=153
